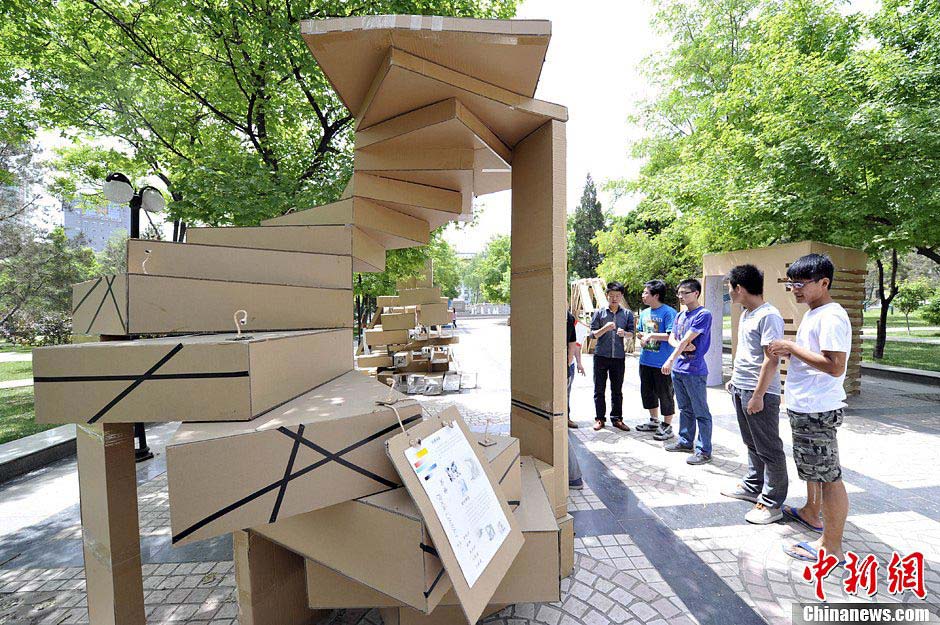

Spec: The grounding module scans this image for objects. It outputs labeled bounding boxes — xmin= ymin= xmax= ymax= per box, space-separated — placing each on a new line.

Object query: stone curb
xmin=0 ymin=425 xmax=77 ymax=485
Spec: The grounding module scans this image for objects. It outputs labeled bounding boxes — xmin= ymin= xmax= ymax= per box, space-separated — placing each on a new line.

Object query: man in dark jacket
xmin=590 ymin=282 xmax=635 ymax=431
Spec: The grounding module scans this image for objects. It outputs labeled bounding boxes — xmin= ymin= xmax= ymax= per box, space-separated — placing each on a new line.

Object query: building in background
xmin=62 ymin=196 xmax=129 ymax=251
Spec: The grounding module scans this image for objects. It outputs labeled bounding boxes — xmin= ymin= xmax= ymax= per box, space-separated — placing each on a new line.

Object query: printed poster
xmin=404 ymin=424 xmax=510 ymax=587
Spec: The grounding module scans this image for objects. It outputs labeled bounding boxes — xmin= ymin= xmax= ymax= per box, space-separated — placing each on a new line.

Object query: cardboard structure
xmin=33 ymin=14 xmax=571 ymax=625
xmin=703 ymin=241 xmax=867 ymax=393
xmin=569 ymin=277 xmax=609 ymax=354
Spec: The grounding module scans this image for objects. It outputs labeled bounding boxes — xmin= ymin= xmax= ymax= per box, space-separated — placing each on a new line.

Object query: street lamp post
xmin=103 ymin=173 xmax=167 ymax=463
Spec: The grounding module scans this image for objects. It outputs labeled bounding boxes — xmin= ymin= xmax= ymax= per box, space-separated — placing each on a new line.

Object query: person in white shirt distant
xmin=768 ymin=254 xmax=852 ymax=564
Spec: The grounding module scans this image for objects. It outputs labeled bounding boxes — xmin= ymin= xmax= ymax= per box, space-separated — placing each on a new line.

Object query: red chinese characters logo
xmin=800 ymin=550 xmax=926 ymax=601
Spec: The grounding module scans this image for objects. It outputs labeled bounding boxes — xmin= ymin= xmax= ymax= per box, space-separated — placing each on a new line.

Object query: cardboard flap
xmin=386 ymin=407 xmax=523 ymax=624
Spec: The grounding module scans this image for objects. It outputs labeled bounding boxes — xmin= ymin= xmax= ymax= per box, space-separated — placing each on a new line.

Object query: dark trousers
xmin=731 ymin=385 xmax=788 ymax=508
xmin=593 ymin=356 xmax=625 ymax=423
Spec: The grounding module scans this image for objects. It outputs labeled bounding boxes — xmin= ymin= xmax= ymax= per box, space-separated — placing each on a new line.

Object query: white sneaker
xmin=745 ymin=503 xmax=783 ymax=525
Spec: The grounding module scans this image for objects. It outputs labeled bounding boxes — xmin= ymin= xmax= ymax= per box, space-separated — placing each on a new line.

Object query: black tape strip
xmin=34 ymin=371 xmax=249 ymax=383
xmin=419 ymin=543 xmax=439 ymax=558
xmin=499 ymin=452 xmax=521 ymax=484
xmin=278 ymin=427 xmax=398 ymax=489
xmin=171 ymin=412 xmax=421 ymax=544
xmin=510 ymin=399 xmax=555 ymax=421
xmin=72 ymin=277 xmax=102 ymax=315
xmin=270 ymin=424 xmax=304 ymax=523
xmin=85 ymin=276 xmax=113 ymax=334
xmin=105 ymin=275 xmax=126 ymax=332
xmin=86 ymin=343 xmax=185 ymax=424
xmin=423 ymin=567 xmax=445 ymax=598
xmin=508 ymin=500 xmax=521 ymax=506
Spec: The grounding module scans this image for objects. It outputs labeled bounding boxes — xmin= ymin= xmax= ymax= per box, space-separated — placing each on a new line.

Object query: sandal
xmin=783 ymin=541 xmax=846 ymax=566
xmin=782 ymin=505 xmax=823 ymax=533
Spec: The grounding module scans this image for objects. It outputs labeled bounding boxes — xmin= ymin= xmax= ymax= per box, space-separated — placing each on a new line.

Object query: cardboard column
xmin=509 ymin=119 xmax=568 ymax=519
xmin=702 ymin=275 xmax=725 ymax=386
xmin=76 ymin=423 xmax=145 ymax=625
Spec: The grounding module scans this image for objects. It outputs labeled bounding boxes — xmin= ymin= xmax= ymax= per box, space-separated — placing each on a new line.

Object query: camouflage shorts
xmin=788 ymin=408 xmax=844 ymax=483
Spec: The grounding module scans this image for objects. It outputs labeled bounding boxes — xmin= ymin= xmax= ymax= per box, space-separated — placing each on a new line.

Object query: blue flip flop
xmin=782 ymin=505 xmax=823 ymax=533
xmin=783 ymin=541 xmax=846 ymax=566
xmin=783 ymin=541 xmax=819 ymax=562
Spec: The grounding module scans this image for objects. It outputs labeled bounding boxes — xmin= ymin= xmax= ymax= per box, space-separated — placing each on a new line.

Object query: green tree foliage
xmin=921 ymin=291 xmax=940 ymax=326
xmin=569 ymin=174 xmax=606 ymax=280
xmin=429 ymin=237 xmax=460 ymax=299
xmin=478 ymin=235 xmax=511 ymax=304
xmin=894 ymin=279 xmax=935 ymax=333
xmin=459 ymin=254 xmax=484 ymax=304
xmin=4 ymin=0 xmax=517 ymax=227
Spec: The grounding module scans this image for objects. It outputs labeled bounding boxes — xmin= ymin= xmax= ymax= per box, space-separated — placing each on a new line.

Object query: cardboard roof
xmin=300 ymin=15 xmax=551 ymax=114
xmin=355 ymin=48 xmax=566 ymax=146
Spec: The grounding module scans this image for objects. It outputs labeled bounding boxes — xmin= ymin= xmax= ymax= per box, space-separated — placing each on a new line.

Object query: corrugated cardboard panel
xmin=365 ymin=327 xmax=409 ymax=347
xmin=397 ymin=287 xmax=442 ymax=306
xmin=300 ymin=16 xmax=551 ymax=112
xmin=356 ymin=353 xmax=394 ymax=368
xmin=34 ymin=330 xmax=351 ymax=424
xmin=186 ymin=225 xmax=385 ymax=273
xmin=377 ymin=295 xmax=401 ymax=308
xmin=356 ymin=48 xmax=567 ymax=147
xmin=234 ymin=530 xmax=326 ymax=625
xmin=260 ymin=197 xmax=430 ymax=250
xmin=418 ymin=303 xmax=449 ymax=326
xmin=125 ymin=239 xmax=351 ymax=289
xmin=386 ymin=409 xmax=524 ymax=624
xmin=380 ymin=311 xmax=418 ymax=331
xmin=73 ymin=273 xmax=353 ymax=336
xmin=559 ymin=514 xmax=574 ymax=578
xmin=77 ymin=423 xmax=146 ymax=625
xmin=167 ymin=372 xmax=419 ymax=545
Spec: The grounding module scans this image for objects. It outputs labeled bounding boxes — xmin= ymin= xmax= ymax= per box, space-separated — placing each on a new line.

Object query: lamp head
xmin=102 ymin=173 xmax=135 ymax=204
xmin=138 ymin=186 xmax=166 ymax=213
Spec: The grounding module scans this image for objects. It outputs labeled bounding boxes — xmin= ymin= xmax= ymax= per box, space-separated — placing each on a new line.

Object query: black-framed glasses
xmin=785 ymin=278 xmax=819 ymax=289
xmin=676 ymin=290 xmax=693 ymax=296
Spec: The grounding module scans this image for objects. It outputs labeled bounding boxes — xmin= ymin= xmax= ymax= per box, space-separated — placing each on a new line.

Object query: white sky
xmin=443 ymin=0 xmax=665 ymax=255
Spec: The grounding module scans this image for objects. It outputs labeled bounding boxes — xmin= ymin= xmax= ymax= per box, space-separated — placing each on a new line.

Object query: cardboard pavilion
xmin=32 ymin=15 xmax=572 ymax=625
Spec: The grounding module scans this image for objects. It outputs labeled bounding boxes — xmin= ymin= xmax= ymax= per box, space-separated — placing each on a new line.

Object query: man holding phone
xmin=590 ymin=282 xmax=634 ymax=432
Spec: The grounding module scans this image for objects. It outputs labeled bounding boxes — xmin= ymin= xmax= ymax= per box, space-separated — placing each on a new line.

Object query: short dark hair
xmin=786 ymin=254 xmax=834 ymax=289
xmin=678 ymin=278 xmax=701 ymax=296
xmin=643 ymin=280 xmax=668 ymax=302
xmin=727 ymin=264 xmax=764 ymax=296
xmin=606 ymin=281 xmax=624 ymax=294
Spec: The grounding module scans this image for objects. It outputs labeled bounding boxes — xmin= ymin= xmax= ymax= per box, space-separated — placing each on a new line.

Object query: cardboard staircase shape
xmin=187 ymin=224 xmax=386 ymax=273
xmin=344 ymin=172 xmax=467 ymax=231
xmin=166 ymin=372 xmax=420 ymax=545
xmin=125 ymin=239 xmax=351 ymax=289
xmin=71 ymin=274 xmax=353 ymax=336
xmin=34 ymin=329 xmax=351 ymax=424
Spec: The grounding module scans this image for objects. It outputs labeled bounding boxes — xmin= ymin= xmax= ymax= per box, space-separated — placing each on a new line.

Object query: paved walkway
xmin=1 ymin=318 xmax=938 ymax=624
xmin=0 ymin=352 xmax=32 ymax=363
xmin=0 ymin=379 xmax=32 ymax=390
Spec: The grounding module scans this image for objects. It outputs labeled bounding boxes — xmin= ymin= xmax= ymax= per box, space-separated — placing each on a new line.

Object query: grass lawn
xmin=862 ymin=342 xmax=940 ymax=373
xmin=861 ymin=312 xmax=931 ymax=329
xmin=0 ymin=387 xmax=54 ymax=446
xmin=0 ymin=361 xmax=33 ymax=382
xmin=0 ymin=343 xmax=32 ymax=354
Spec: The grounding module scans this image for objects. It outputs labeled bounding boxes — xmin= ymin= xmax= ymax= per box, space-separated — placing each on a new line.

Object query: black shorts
xmin=639 ymin=364 xmax=676 ymax=415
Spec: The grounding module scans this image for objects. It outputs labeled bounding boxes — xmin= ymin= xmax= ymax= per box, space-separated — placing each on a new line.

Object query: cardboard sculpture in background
xmin=702 ymin=241 xmax=867 ymax=392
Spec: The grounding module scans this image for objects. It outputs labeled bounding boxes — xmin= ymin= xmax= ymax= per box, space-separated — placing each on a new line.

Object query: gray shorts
xmin=787 ymin=408 xmax=844 ymax=483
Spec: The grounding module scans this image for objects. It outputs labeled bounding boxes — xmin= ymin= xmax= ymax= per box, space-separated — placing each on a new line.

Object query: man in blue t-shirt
xmin=634 ymin=280 xmax=678 ymax=441
xmin=661 ymin=279 xmax=714 ymax=465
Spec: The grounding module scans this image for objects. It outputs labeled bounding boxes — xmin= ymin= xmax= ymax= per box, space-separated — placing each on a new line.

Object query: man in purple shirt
xmin=661 ymin=279 xmax=714 ymax=465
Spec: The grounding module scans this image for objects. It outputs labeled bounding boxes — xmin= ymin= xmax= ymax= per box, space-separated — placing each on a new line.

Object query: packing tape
xmin=363 ymin=15 xmax=395 ymax=30
xmin=430 ymin=16 xmax=443 ymax=31
xmin=409 ymin=15 xmax=422 ymax=30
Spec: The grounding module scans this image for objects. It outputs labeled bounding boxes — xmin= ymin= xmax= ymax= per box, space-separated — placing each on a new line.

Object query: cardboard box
xmin=295 ymin=432 xmax=520 ymax=611
xmin=302 ymin=451 xmax=555 ymax=613
xmin=34 ymin=329 xmax=352 ymax=424
xmin=377 ymin=295 xmax=400 ymax=308
xmin=234 ymin=530 xmax=326 ymax=625
xmin=260 ymin=197 xmax=429 ymax=250
xmin=71 ymin=274 xmax=352 ymax=336
xmin=443 ymin=372 xmax=461 ymax=393
xmin=559 ymin=514 xmax=574 ymax=578
xmin=405 ymin=373 xmax=427 ymax=394
xmin=166 ymin=372 xmax=420 ymax=545
xmin=345 ymin=173 xmax=463 ymax=231
xmin=125 ymin=239 xmax=351 ymax=289
xmin=356 ymin=353 xmax=393 ymax=369
xmin=381 ymin=311 xmax=418 ymax=331
xmin=392 ymin=351 xmax=411 ymax=368
xmin=364 ymin=327 xmax=409 ymax=347
xmin=186 ymin=224 xmax=386 ymax=273
xmin=417 ymin=303 xmax=449 ymax=326
xmin=397 ymin=287 xmax=442 ymax=306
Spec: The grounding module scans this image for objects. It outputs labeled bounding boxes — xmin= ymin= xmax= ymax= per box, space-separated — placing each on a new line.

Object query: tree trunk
xmin=873 ymin=250 xmax=899 ymax=360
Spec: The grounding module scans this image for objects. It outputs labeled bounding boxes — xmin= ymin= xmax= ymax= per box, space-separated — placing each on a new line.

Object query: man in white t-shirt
xmin=768 ymin=254 xmax=852 ymax=564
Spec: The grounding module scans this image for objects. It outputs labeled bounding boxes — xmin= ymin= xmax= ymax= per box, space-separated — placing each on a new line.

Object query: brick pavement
xmin=1 ymin=317 xmax=938 ymax=624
